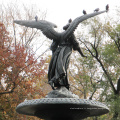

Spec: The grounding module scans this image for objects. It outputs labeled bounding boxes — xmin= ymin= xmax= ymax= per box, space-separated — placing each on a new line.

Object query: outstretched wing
xmin=14 ymin=20 xmax=60 ymax=40
xmin=62 ymin=10 xmax=107 ymax=40
xmin=14 ymin=10 xmax=107 ymax=40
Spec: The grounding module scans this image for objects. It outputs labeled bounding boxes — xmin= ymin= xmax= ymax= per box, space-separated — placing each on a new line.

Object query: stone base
xmin=16 ymin=98 xmax=109 ymax=120
xmin=45 ymin=86 xmax=79 ymax=98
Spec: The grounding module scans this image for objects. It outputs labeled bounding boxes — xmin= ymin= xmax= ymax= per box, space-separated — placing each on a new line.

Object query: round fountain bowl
xmin=16 ymin=98 xmax=109 ymax=120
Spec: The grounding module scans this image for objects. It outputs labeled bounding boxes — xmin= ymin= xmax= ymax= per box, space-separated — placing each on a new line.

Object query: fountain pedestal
xmin=16 ymin=87 xmax=109 ymax=120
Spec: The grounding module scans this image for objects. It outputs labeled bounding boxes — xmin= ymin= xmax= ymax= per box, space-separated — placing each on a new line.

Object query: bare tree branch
xmin=89 ymin=89 xmax=97 ymax=100
xmin=69 ymin=70 xmax=84 ymax=88
xmin=78 ymin=37 xmax=117 ymax=94
xmin=70 ymin=84 xmax=84 ymax=94
xmin=0 ymin=82 xmax=16 ymax=95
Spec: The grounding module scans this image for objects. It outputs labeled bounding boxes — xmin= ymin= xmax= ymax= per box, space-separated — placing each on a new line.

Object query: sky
xmin=1 ymin=0 xmax=120 ymax=56
xmin=1 ymin=0 xmax=120 ymax=28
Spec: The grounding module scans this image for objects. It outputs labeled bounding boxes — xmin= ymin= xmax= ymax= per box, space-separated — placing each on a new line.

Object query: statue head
xmin=63 ymin=19 xmax=72 ymax=30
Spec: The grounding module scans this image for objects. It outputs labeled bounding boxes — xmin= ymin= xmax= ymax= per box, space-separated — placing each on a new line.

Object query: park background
xmin=0 ymin=0 xmax=120 ymax=119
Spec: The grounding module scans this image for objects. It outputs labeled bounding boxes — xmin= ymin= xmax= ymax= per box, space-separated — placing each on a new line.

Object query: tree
xmin=71 ymin=13 xmax=120 ymax=119
xmin=69 ymin=52 xmax=97 ymax=99
xmin=0 ymin=3 xmax=48 ymax=53
xmin=0 ymin=3 xmax=53 ymax=119
xmin=0 ymin=22 xmax=48 ymax=120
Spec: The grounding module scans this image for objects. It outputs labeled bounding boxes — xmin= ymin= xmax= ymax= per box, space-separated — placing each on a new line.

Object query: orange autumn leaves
xmin=0 ymin=22 xmax=46 ymax=95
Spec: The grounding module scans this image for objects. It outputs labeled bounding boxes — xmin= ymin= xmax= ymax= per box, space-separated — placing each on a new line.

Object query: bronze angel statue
xmin=14 ymin=9 xmax=107 ymax=90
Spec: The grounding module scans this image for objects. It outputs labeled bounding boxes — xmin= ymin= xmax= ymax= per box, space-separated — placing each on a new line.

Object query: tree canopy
xmin=69 ymin=11 xmax=120 ymax=119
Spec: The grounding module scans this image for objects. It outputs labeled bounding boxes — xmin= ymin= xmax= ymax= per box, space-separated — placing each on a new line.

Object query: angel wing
xmin=62 ymin=10 xmax=107 ymax=40
xmin=14 ymin=10 xmax=107 ymax=41
xmin=14 ymin=20 xmax=60 ymax=40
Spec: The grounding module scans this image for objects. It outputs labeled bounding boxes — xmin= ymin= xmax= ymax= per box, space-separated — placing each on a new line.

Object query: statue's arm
xmin=71 ymin=35 xmax=86 ymax=57
xmin=77 ymin=47 xmax=87 ymax=57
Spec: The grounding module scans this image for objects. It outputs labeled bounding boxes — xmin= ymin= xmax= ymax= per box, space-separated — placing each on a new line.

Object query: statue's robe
xmin=48 ymin=34 xmax=80 ymax=89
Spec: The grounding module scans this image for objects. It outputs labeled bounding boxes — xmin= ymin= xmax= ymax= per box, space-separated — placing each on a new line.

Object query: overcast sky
xmin=1 ymin=0 xmax=120 ymax=55
xmin=1 ymin=0 xmax=120 ymax=28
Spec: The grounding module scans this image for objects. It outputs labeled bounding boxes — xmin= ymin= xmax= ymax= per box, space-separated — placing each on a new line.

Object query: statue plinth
xmin=45 ymin=86 xmax=79 ymax=98
xmin=16 ymin=87 xmax=109 ymax=120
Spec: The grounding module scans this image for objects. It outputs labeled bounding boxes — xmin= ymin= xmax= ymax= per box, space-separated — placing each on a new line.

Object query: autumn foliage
xmin=0 ymin=22 xmax=48 ymax=119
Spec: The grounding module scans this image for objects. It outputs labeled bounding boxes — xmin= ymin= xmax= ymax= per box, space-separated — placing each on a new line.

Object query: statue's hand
xmin=77 ymin=48 xmax=87 ymax=58
xmin=81 ymin=54 xmax=87 ymax=58
xmin=83 ymin=55 xmax=87 ymax=58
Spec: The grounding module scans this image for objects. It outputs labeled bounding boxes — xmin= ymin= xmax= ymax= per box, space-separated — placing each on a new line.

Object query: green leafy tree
xmin=69 ymin=11 xmax=120 ymax=119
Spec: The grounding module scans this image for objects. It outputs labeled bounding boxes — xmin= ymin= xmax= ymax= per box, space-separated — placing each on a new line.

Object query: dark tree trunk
xmin=113 ymin=112 xmax=118 ymax=119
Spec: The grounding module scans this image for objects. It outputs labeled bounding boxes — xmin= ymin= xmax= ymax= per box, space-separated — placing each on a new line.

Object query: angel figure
xmin=14 ymin=9 xmax=107 ymax=90
xmin=48 ymin=18 xmax=87 ymax=90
